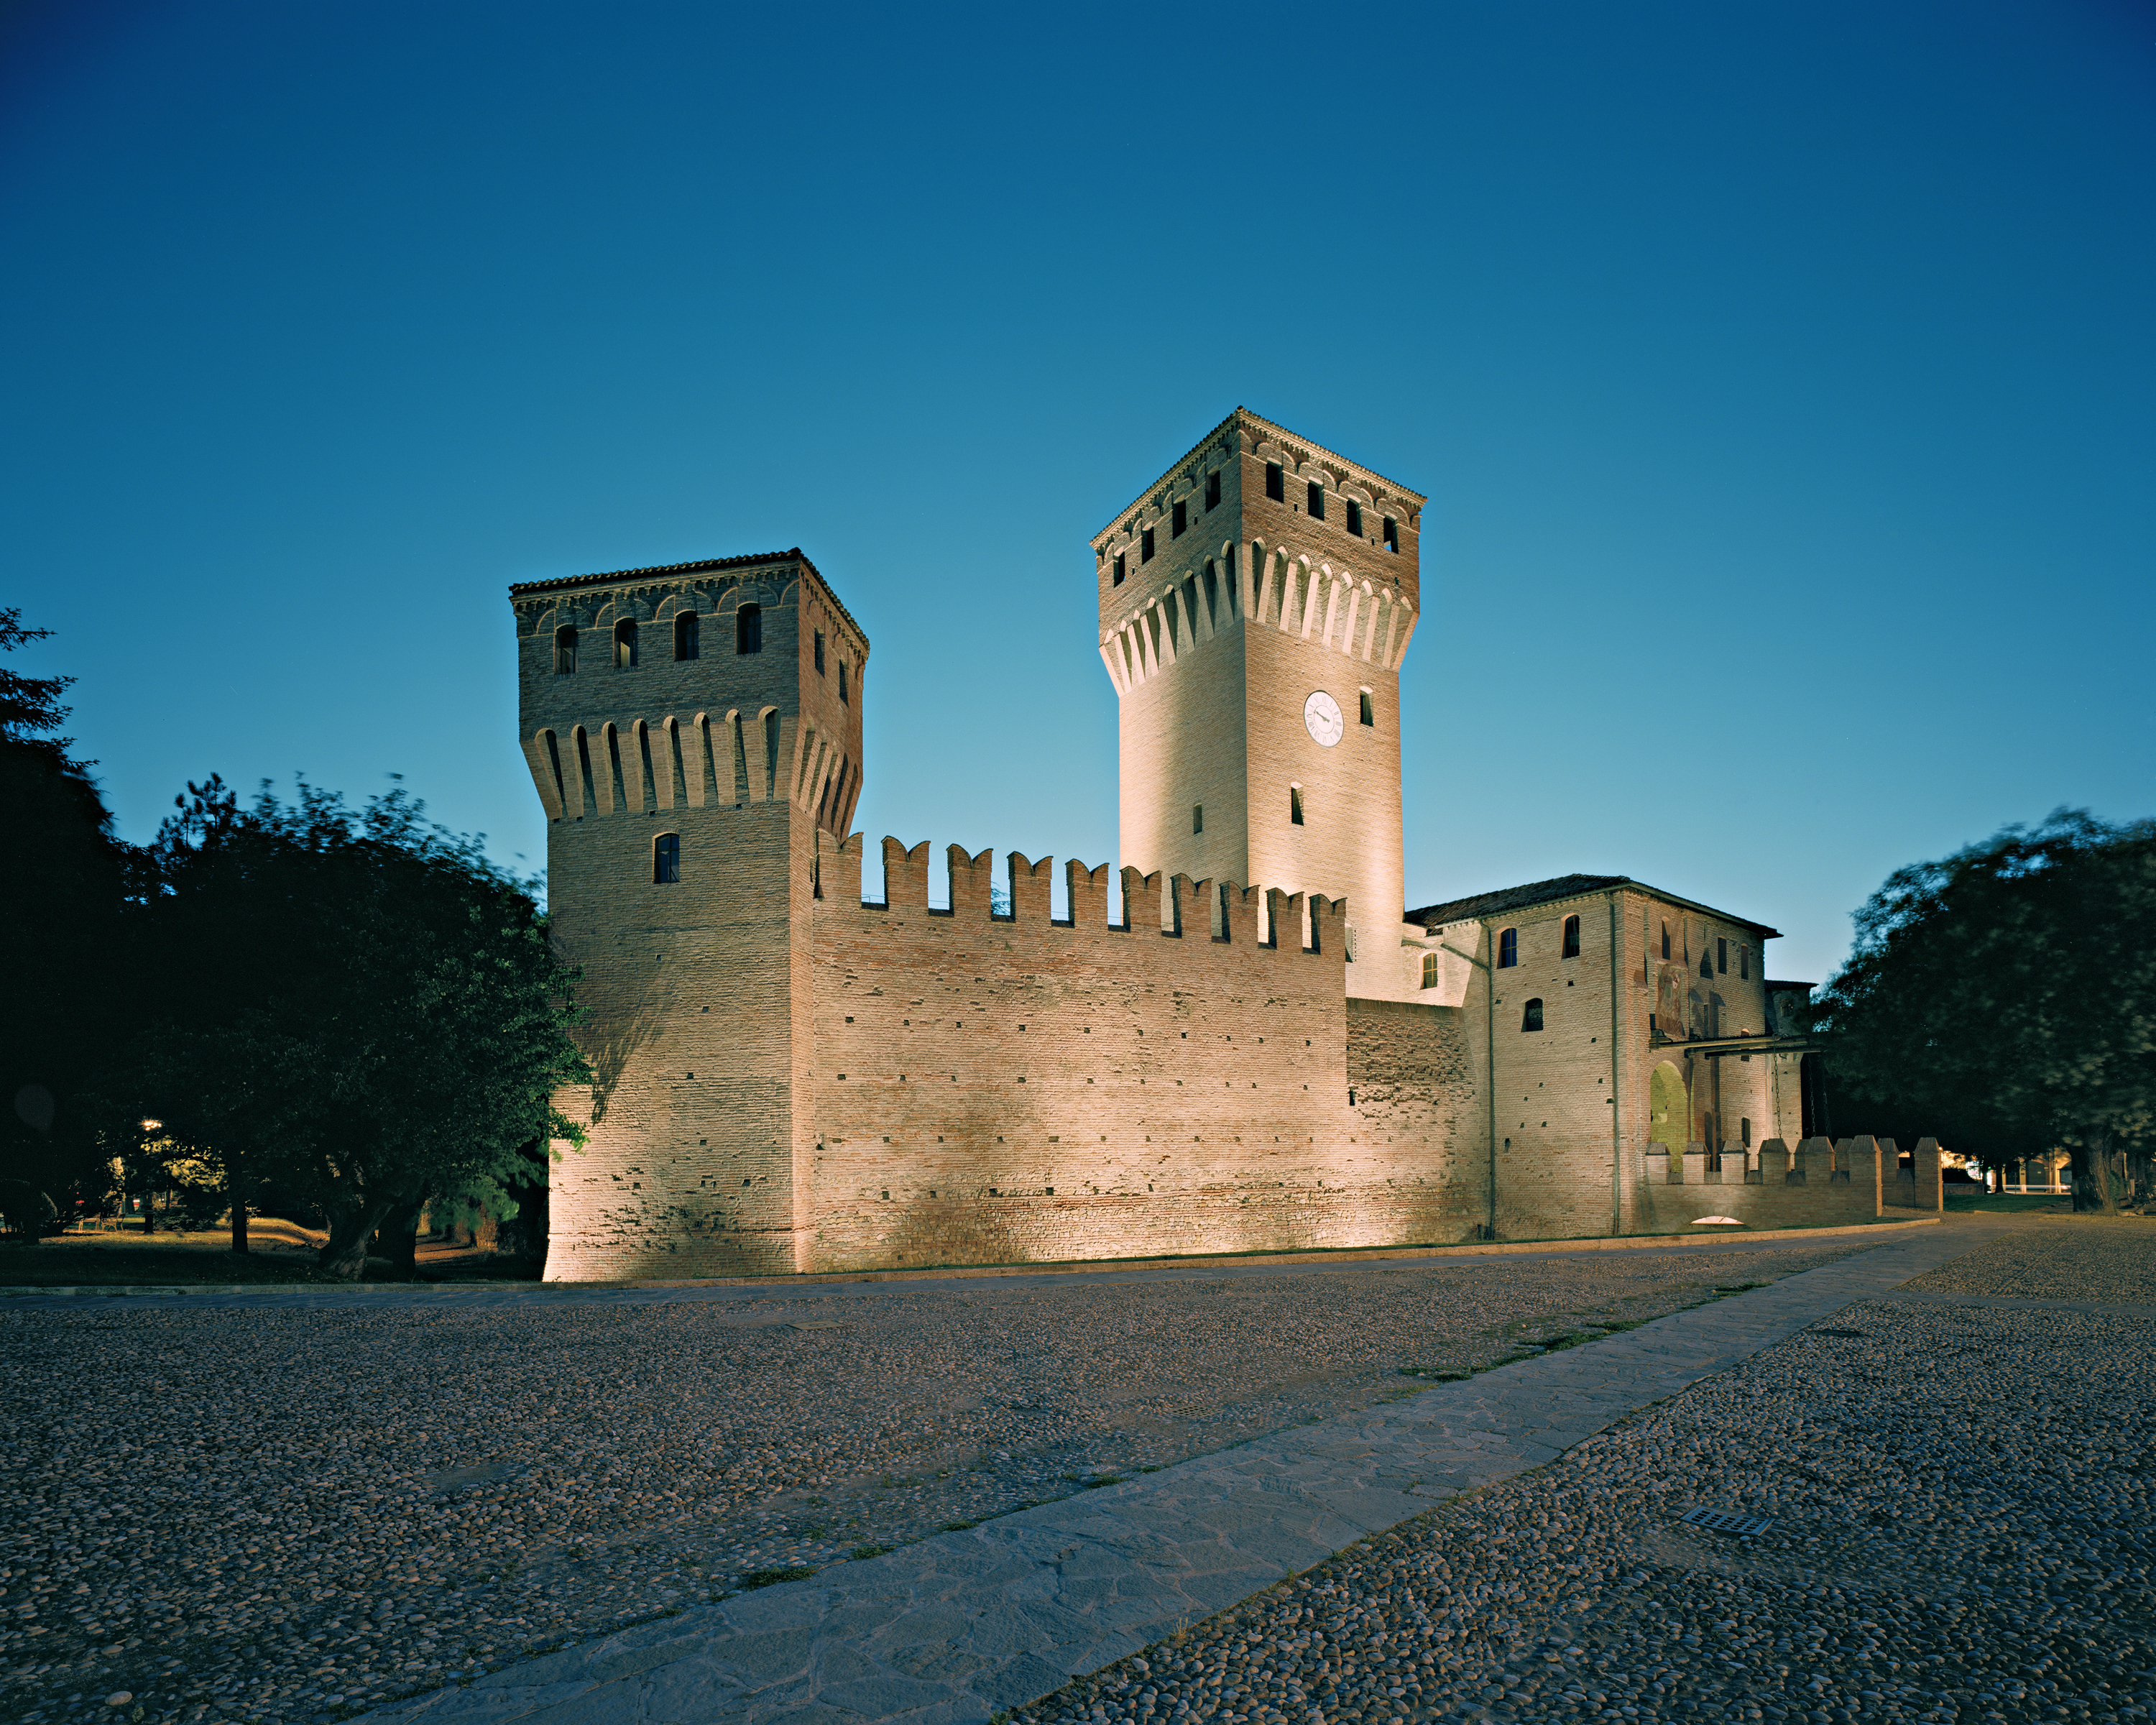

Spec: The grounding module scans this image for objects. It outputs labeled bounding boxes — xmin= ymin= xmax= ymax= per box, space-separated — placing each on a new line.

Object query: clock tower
xmin=1090 ymin=409 xmax=1425 ymax=1000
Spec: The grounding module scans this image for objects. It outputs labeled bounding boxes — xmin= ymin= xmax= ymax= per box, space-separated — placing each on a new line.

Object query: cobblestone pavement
xmin=0 ymin=1239 xmax=1871 ymax=1724
xmin=1021 ymin=1219 xmax=2156 ymax=1725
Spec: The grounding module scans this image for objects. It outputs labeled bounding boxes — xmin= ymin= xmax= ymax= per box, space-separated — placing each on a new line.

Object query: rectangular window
xmin=1345 ymin=500 xmax=1363 ymax=537
xmin=1562 ymin=914 xmax=1581 ymax=959
xmin=1141 ymin=527 xmax=1155 ymax=562
xmin=814 ymin=630 xmax=825 ymax=674
xmin=1383 ymin=515 xmax=1399 ymax=552
xmin=1112 ymin=552 xmax=1125 ymax=586
xmin=1171 ymin=500 xmax=1187 ymax=538
xmin=1265 ymin=461 xmax=1284 ymax=501
xmin=1358 ymin=690 xmax=1373 ymax=727
xmin=1718 ymin=937 xmax=1728 ymax=974
xmin=1192 ymin=804 xmax=1203 ymax=834
xmin=1290 ymin=786 xmax=1304 ymax=825
xmin=1205 ymin=470 xmax=1220 ymax=510
xmin=839 ymin=661 xmax=849 ymax=704
xmin=1740 ymin=944 xmax=1750 ymax=980
xmin=653 ymin=834 xmax=680 ymax=885
xmin=1307 ymin=480 xmax=1325 ymax=520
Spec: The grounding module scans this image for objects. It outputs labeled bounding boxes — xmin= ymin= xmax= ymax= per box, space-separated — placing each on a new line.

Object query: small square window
xmin=1205 ymin=470 xmax=1220 ymax=510
xmin=1383 ymin=516 xmax=1399 ymax=552
xmin=1345 ymin=500 xmax=1363 ymax=537
xmin=1141 ymin=527 xmax=1155 ymax=562
xmin=1171 ymin=500 xmax=1187 ymax=538
xmin=1112 ymin=553 xmax=1125 ymax=586
xmin=1307 ymin=480 xmax=1325 ymax=521
xmin=1192 ymin=804 xmax=1203 ymax=834
xmin=814 ymin=630 xmax=825 ymax=674
xmin=1358 ymin=690 xmax=1373 ymax=727
xmin=1265 ymin=462 xmax=1284 ymax=501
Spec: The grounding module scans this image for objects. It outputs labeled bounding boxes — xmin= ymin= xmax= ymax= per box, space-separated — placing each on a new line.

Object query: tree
xmin=1815 ymin=809 xmax=2156 ymax=1213
xmin=134 ymin=775 xmax=590 ymax=1276
xmin=0 ymin=608 xmax=132 ymax=1234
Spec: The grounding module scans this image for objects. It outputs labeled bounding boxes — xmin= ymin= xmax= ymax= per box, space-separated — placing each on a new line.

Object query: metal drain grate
xmin=1681 ymin=1506 xmax=1774 ymax=1537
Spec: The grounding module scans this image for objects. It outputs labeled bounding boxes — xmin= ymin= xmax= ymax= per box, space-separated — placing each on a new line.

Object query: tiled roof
xmin=507 ymin=548 xmax=867 ymax=653
xmin=1408 ymin=873 xmax=1780 ymax=938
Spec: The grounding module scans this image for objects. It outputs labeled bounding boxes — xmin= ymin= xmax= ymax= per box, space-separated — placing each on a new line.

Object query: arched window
xmin=614 ymin=620 xmax=638 ymax=669
xmin=1661 ymin=921 xmax=1672 ymax=960
xmin=1521 ymin=998 xmax=1544 ymax=1032
xmin=553 ymin=626 xmax=577 ymax=675
xmin=1562 ymin=914 xmax=1581 ymax=959
xmin=736 ymin=604 xmax=763 ymax=655
xmin=674 ymin=612 xmax=700 ymax=661
xmin=1497 ymin=927 xmax=1518 ymax=968
xmin=1421 ymin=952 xmax=1439 ymax=990
xmin=653 ymin=833 xmax=680 ymax=884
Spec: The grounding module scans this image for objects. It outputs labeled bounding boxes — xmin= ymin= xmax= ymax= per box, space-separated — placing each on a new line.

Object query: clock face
xmin=1304 ymin=690 xmax=1344 ymax=748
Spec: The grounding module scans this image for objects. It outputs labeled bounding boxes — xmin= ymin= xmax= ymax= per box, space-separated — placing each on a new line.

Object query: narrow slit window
xmin=1383 ymin=515 xmax=1399 ymax=552
xmin=1192 ymin=803 xmax=1204 ymax=834
xmin=839 ymin=661 xmax=849 ymax=704
xmin=814 ymin=630 xmax=826 ymax=673
xmin=1113 ymin=552 xmax=1125 ymax=586
xmin=1521 ymin=998 xmax=1544 ymax=1032
xmin=1421 ymin=952 xmax=1439 ymax=990
xmin=1171 ymin=500 xmax=1187 ymax=538
xmin=1661 ymin=921 xmax=1672 ymax=960
xmin=1345 ymin=500 xmax=1363 ymax=537
xmin=763 ymin=709 xmax=780 ymax=788
xmin=653 ymin=833 xmax=680 ymax=885
xmin=673 ymin=612 xmax=699 ymax=661
xmin=1358 ymin=690 xmax=1374 ymax=727
xmin=1562 ymin=914 xmax=1581 ymax=959
xmin=1498 ymin=926 xmax=1519 ymax=968
xmin=553 ymin=625 xmax=577 ymax=674
xmin=613 ymin=620 xmax=638 ymax=668
xmin=1141 ymin=527 xmax=1155 ymax=563
xmin=1740 ymin=944 xmax=1750 ymax=980
xmin=1265 ymin=461 xmax=1284 ymax=501
xmin=1205 ymin=470 xmax=1220 ymax=510
xmin=1717 ymin=937 xmax=1728 ymax=974
xmin=736 ymin=604 xmax=763 ymax=655
xmin=1307 ymin=480 xmax=1325 ymax=520
xmin=1289 ymin=786 xmax=1304 ymax=826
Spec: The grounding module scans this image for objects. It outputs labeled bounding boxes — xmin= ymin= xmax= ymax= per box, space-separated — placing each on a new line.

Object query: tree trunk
xmin=230 ymin=1199 xmax=249 ymax=1254
xmin=377 ymin=1200 xmax=424 ymax=1279
xmin=142 ymin=1186 xmax=156 ymax=1235
xmin=318 ymin=1195 xmax=397 ymax=1280
xmin=2069 ymin=1133 xmax=2118 ymax=1213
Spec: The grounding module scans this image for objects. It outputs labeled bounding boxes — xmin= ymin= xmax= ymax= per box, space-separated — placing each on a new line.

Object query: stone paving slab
xmin=351 ymin=1219 xmax=1989 ymax=1725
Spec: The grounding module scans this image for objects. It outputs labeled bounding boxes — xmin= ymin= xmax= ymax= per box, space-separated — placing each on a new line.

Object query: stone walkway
xmin=354 ymin=1220 xmax=1984 ymax=1725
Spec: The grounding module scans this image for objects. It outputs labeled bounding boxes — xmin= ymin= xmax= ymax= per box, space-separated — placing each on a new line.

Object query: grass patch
xmin=848 ymin=1544 xmax=890 ymax=1560
xmin=737 ymin=1566 xmax=816 ymax=1588
xmin=937 ymin=1519 xmax=976 ymax=1532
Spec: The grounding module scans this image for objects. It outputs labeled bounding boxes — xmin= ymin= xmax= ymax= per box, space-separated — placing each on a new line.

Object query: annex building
xmin=512 ymin=409 xmax=1927 ymax=1282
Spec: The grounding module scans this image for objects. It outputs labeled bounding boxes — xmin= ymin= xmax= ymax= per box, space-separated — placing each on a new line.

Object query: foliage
xmin=1814 ymin=809 xmax=2156 ymax=1211
xmin=131 ymin=773 xmax=591 ymax=1276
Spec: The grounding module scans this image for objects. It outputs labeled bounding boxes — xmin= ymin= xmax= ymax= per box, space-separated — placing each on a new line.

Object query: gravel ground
xmin=0 ymin=1244 xmax=1865 ymax=1724
xmin=1014 ymin=1228 xmax=2156 ymax=1725
xmin=1902 ymin=1221 xmax=2156 ymax=1301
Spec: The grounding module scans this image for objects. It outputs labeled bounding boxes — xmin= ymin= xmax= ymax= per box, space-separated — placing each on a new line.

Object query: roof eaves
xmin=508 ymin=548 xmax=870 ymax=654
xmin=1409 ymin=874 xmax=1782 ymax=939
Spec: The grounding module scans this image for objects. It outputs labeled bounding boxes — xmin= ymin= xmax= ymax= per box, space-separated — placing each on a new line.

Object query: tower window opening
xmin=1562 ymin=914 xmax=1581 ymax=959
xmin=1265 ymin=461 xmax=1284 ymax=502
xmin=814 ymin=630 xmax=825 ymax=673
xmin=553 ymin=625 xmax=577 ymax=674
xmin=1171 ymin=500 xmax=1187 ymax=538
xmin=1192 ymin=804 xmax=1203 ymax=835
xmin=1498 ymin=926 xmax=1519 ymax=968
xmin=1521 ymin=998 xmax=1544 ymax=1033
xmin=673 ymin=612 xmax=699 ymax=661
xmin=1205 ymin=470 xmax=1220 ymax=510
xmin=736 ymin=604 xmax=763 ymax=655
xmin=1345 ymin=500 xmax=1363 ymax=537
xmin=1203 ymin=564 xmax=1219 ymax=620
xmin=1421 ymin=952 xmax=1439 ymax=990
xmin=839 ymin=661 xmax=849 ymax=704
xmin=1113 ymin=552 xmax=1125 ymax=586
xmin=653 ymin=833 xmax=680 ymax=885
xmin=1141 ymin=527 xmax=1155 ymax=562
xmin=1358 ymin=689 xmax=1374 ymax=727
xmin=1717 ymin=937 xmax=1728 ymax=974
xmin=1289 ymin=785 xmax=1304 ymax=826
xmin=1661 ymin=920 xmax=1672 ymax=960
xmin=613 ymin=620 xmax=638 ymax=669
xmin=1307 ymin=480 xmax=1325 ymax=520
xmin=1383 ymin=515 xmax=1399 ymax=552
xmin=763 ymin=709 xmax=780 ymax=788
xmin=1740 ymin=944 xmax=1750 ymax=980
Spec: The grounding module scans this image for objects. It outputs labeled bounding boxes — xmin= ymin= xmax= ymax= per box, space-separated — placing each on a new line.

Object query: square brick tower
xmin=1090 ymin=409 xmax=1425 ymax=999
xmin=510 ymin=551 xmax=866 ymax=1279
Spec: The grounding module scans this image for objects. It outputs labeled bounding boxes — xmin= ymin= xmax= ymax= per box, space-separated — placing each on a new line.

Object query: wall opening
xmin=1498 ymin=926 xmax=1518 ymax=967
xmin=653 ymin=833 xmax=680 ymax=884
xmin=674 ymin=612 xmax=700 ymax=660
xmin=1421 ymin=952 xmax=1439 ymax=990
xmin=737 ymin=604 xmax=763 ymax=655
xmin=553 ymin=625 xmax=577 ymax=674
xmin=1562 ymin=914 xmax=1581 ymax=959
xmin=614 ymin=620 xmax=638 ymax=668
xmin=1521 ymin=998 xmax=1544 ymax=1032
xmin=1289 ymin=785 xmax=1304 ymax=826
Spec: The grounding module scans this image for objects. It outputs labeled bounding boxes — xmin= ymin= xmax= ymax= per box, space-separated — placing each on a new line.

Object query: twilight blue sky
xmin=4 ymin=0 xmax=2151 ymax=984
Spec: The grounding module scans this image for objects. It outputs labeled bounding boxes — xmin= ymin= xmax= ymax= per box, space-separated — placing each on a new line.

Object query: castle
xmin=512 ymin=409 xmax=1922 ymax=1282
